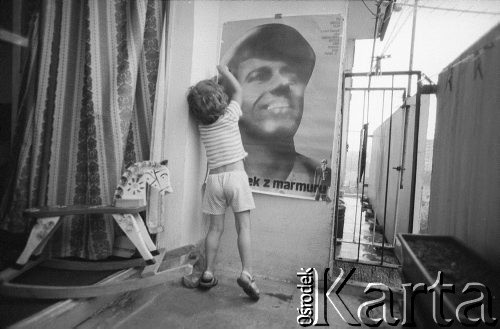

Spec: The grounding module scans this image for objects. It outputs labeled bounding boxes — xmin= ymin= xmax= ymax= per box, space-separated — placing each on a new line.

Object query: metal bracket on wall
xmin=420 ymin=84 xmax=437 ymax=94
xmin=392 ymin=166 xmax=405 ymax=172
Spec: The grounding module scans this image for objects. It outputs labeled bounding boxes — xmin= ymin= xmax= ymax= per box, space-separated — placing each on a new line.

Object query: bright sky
xmin=353 ymin=0 xmax=500 ymax=78
xmin=349 ymin=0 xmax=500 ymax=141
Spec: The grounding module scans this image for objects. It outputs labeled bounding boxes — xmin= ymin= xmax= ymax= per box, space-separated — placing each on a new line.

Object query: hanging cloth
xmin=0 ymin=0 xmax=169 ymax=260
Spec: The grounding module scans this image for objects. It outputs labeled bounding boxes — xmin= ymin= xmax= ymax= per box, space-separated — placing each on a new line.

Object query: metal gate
xmin=332 ymin=71 xmax=423 ymax=267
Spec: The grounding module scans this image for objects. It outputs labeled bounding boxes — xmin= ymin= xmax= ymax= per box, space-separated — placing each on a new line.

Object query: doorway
xmin=333 ymin=71 xmax=423 ymax=267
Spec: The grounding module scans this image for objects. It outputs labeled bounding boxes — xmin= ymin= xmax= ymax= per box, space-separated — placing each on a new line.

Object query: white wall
xmin=158 ymin=0 xmax=372 ymax=282
xmin=158 ymin=1 xmax=206 ymax=251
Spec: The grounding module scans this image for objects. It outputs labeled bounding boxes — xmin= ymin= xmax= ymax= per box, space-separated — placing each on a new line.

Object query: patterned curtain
xmin=0 ymin=0 xmax=168 ymax=259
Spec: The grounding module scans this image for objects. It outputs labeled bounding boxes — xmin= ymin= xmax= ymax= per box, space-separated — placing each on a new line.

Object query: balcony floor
xmin=335 ymin=195 xmax=399 ymax=266
xmin=76 ymin=270 xmax=403 ymax=329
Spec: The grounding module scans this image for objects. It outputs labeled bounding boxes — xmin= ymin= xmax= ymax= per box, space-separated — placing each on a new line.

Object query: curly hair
xmin=187 ymin=79 xmax=229 ymax=125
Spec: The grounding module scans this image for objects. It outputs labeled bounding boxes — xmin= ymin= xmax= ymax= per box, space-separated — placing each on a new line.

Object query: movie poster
xmin=219 ymin=15 xmax=343 ymax=198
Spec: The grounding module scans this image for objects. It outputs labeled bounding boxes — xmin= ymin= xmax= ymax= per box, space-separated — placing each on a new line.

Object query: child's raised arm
xmin=217 ymin=65 xmax=242 ymax=105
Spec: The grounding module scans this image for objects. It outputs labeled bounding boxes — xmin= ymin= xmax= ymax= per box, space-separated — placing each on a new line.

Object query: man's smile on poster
xmin=221 ymin=17 xmax=342 ymax=196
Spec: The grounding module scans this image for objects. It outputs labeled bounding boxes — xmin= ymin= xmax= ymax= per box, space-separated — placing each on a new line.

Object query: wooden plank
xmin=0 ymin=28 xmax=29 ymax=47
xmin=0 ymin=257 xmax=46 ymax=283
xmin=40 ymin=258 xmax=147 ymax=271
xmin=32 ymin=219 xmax=63 ymax=258
xmin=0 ymin=264 xmax=192 ymax=299
xmin=132 ymin=213 xmax=157 ymax=252
xmin=74 ymin=284 xmax=163 ymax=329
xmin=112 ymin=214 xmax=154 ymax=263
xmin=140 ymin=249 xmax=168 ymax=277
xmin=161 ymin=244 xmax=196 ymax=260
xmin=37 ymin=245 xmax=195 ymax=272
xmin=4 ymin=245 xmax=198 ymax=328
xmin=7 ymin=269 xmax=137 ymax=329
xmin=24 ymin=205 xmax=146 ymax=218
xmin=15 ymin=217 xmax=61 ymax=266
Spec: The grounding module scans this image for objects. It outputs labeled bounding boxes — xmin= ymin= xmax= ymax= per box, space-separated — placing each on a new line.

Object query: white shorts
xmin=202 ymin=170 xmax=255 ymax=215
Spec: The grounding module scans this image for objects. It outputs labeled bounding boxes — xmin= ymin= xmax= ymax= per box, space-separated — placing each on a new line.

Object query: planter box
xmin=397 ymin=234 xmax=499 ymax=328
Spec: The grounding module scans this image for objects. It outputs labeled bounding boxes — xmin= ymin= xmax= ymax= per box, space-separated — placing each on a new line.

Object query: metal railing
xmin=333 ymin=71 xmax=422 ymax=267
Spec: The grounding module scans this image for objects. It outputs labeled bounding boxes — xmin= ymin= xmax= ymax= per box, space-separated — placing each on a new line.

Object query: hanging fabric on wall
xmin=358 ymin=123 xmax=368 ymax=183
xmin=428 ymin=23 xmax=500 ymax=266
xmin=0 ymin=0 xmax=168 ymax=260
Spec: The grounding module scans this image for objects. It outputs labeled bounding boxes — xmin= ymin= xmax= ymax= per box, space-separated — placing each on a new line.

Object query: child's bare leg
xmin=204 ymin=214 xmax=225 ymax=276
xmin=234 ymin=210 xmax=252 ymax=274
xmin=234 ymin=210 xmax=259 ymax=300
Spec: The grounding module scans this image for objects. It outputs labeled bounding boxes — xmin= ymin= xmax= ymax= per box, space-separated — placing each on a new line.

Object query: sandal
xmin=199 ymin=272 xmax=218 ymax=289
xmin=237 ymin=272 xmax=260 ymax=301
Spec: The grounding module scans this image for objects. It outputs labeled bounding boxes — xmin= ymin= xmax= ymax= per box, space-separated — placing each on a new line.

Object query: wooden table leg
xmin=15 ymin=216 xmax=61 ymax=267
xmin=31 ymin=219 xmax=63 ymax=259
xmin=132 ymin=213 xmax=158 ymax=255
xmin=112 ymin=214 xmax=154 ymax=264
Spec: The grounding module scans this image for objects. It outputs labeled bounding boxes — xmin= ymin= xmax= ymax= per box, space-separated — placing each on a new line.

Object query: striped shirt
xmin=199 ymin=101 xmax=248 ymax=169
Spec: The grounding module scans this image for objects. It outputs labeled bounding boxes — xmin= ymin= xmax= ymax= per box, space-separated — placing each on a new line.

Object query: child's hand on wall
xmin=217 ymin=65 xmax=242 ymax=104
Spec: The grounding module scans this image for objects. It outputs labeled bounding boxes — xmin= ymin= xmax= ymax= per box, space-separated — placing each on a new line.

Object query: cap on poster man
xmin=221 ymin=23 xmax=316 ymax=84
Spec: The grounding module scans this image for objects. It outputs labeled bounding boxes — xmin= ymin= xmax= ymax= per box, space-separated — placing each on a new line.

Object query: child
xmin=187 ymin=65 xmax=259 ymax=300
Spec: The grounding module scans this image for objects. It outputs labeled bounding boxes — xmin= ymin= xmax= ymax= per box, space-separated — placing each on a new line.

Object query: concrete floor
xmin=75 ymin=270 xmax=403 ymax=329
xmin=1 ymin=196 xmax=404 ymax=328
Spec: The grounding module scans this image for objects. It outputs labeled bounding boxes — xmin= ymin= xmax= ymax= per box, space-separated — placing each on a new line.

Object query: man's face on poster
xmin=235 ymin=57 xmax=306 ymax=141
